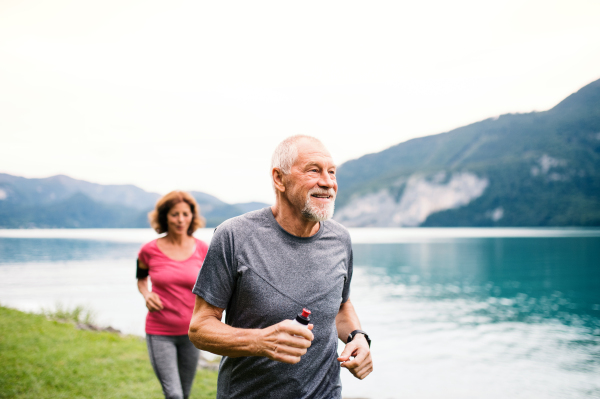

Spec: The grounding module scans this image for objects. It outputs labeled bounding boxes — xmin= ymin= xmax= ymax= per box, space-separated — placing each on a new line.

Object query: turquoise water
xmin=0 ymin=229 xmax=599 ymax=398
xmin=354 ymin=238 xmax=600 ymax=332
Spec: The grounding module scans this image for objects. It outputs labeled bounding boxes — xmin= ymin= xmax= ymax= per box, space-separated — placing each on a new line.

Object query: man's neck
xmin=270 ymin=204 xmax=320 ymax=238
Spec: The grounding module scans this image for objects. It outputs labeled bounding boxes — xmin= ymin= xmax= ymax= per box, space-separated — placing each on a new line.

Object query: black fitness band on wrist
xmin=347 ymin=329 xmax=371 ymax=347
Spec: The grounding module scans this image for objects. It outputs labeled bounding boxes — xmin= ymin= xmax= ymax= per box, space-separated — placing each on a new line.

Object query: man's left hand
xmin=337 ymin=334 xmax=373 ymax=379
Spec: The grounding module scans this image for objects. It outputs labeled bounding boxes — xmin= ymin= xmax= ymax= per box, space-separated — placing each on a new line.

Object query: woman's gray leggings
xmin=146 ymin=334 xmax=200 ymax=399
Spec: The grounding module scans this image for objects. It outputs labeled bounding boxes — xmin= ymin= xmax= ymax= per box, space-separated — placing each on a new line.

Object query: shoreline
xmin=0 ymin=305 xmax=219 ymax=398
xmin=45 ymin=310 xmax=222 ymax=371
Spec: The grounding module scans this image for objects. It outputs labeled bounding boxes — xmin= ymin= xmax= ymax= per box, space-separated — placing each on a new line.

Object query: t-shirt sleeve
xmin=138 ymin=242 xmax=151 ymax=266
xmin=341 ymin=244 xmax=353 ymax=303
xmin=192 ymin=225 xmax=237 ymax=309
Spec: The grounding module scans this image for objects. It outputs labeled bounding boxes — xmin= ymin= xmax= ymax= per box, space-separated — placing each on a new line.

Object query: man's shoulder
xmin=322 ymin=218 xmax=351 ymax=244
xmin=213 ymin=207 xmax=271 ymax=235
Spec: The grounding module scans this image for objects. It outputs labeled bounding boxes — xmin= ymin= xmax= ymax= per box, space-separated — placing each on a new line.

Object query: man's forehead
xmin=294 ymin=138 xmax=335 ymax=166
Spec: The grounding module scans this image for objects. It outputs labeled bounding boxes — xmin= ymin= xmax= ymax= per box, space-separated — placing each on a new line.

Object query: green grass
xmin=0 ymin=306 xmax=218 ymax=399
xmin=40 ymin=303 xmax=96 ymax=325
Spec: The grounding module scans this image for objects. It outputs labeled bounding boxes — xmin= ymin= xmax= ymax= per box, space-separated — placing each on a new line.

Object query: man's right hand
xmin=144 ymin=292 xmax=164 ymax=312
xmin=257 ymin=320 xmax=314 ymax=364
xmin=188 ymin=296 xmax=313 ymax=362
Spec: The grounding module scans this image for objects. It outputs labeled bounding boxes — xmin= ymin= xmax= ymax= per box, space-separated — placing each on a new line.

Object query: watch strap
xmin=347 ymin=329 xmax=371 ymax=347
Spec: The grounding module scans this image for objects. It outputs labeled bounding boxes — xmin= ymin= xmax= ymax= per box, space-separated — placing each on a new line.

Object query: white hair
xmin=271 ymin=135 xmax=321 ymax=174
xmin=271 ymin=135 xmax=323 ymax=192
xmin=302 ymin=186 xmax=336 ymax=221
xmin=271 ymin=134 xmax=321 ymax=175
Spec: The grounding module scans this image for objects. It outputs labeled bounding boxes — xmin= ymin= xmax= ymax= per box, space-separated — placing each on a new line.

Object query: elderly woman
xmin=136 ymin=191 xmax=209 ymax=399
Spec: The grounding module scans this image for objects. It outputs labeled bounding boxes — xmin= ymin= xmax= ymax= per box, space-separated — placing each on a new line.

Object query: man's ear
xmin=272 ymin=168 xmax=286 ymax=193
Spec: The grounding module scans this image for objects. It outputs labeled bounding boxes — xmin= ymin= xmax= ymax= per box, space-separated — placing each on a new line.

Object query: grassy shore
xmin=0 ymin=306 xmax=218 ymax=399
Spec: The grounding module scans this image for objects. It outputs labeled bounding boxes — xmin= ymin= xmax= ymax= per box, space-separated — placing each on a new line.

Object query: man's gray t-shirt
xmin=192 ymin=207 xmax=353 ymax=399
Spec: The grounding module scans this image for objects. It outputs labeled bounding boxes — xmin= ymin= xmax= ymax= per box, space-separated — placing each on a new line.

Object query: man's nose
xmin=318 ymin=171 xmax=335 ymax=188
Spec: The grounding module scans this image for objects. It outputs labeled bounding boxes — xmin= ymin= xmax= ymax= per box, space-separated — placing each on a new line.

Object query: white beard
xmin=301 ymin=188 xmax=335 ymax=222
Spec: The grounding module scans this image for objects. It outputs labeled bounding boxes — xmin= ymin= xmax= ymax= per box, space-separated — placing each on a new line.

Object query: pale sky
xmin=1 ymin=0 xmax=599 ymax=204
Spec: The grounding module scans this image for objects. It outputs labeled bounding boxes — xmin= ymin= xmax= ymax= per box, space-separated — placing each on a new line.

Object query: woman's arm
xmin=137 ymin=260 xmax=163 ymax=312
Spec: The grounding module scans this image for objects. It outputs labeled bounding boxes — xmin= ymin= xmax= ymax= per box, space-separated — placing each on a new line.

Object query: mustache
xmin=307 ymin=187 xmax=336 ymax=197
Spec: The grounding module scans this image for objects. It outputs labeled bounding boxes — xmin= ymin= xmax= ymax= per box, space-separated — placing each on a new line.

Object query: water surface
xmin=0 ymin=228 xmax=599 ymax=399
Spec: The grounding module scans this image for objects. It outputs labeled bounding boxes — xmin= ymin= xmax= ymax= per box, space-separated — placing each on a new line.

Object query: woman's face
xmin=167 ymin=201 xmax=193 ymax=235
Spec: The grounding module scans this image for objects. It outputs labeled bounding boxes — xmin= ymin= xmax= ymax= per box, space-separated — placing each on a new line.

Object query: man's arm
xmin=336 ymin=298 xmax=373 ymax=380
xmin=188 ymin=295 xmax=314 ymax=364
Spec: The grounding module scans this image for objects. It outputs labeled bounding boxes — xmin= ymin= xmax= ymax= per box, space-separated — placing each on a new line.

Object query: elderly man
xmin=188 ymin=135 xmax=372 ymax=398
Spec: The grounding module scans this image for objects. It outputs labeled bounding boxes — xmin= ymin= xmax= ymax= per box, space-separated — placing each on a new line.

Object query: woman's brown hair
xmin=148 ymin=191 xmax=205 ymax=235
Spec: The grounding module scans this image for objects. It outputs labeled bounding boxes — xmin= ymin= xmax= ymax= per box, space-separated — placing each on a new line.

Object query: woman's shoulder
xmin=139 ymin=239 xmax=160 ymax=257
xmin=194 ymin=238 xmax=209 ymax=254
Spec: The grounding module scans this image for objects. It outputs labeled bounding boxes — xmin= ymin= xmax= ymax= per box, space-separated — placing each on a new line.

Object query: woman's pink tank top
xmin=138 ymin=238 xmax=209 ymax=335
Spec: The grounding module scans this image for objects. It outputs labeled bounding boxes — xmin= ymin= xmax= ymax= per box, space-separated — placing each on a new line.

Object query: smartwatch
xmin=347 ymin=329 xmax=371 ymax=348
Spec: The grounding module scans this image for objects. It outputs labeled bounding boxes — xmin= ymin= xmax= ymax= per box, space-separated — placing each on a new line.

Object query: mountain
xmin=189 ymin=192 xmax=270 ymax=227
xmin=334 ymin=78 xmax=600 ymax=226
xmin=0 ymin=174 xmax=270 ymax=228
xmin=3 ymin=79 xmax=598 ymax=228
xmin=0 ymin=174 xmax=159 ymax=211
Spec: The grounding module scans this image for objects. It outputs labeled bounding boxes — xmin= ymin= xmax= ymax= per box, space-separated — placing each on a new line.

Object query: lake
xmin=1 ymin=228 xmax=599 ymax=399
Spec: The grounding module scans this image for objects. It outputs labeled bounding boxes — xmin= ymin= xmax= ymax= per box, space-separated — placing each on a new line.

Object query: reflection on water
xmin=1 ymin=230 xmax=599 ymax=398
xmin=354 ymin=238 xmax=600 ymax=332
xmin=0 ymin=237 xmax=146 ymax=336
xmin=342 ymin=237 xmax=600 ymax=399
xmin=0 ymin=237 xmax=140 ymax=263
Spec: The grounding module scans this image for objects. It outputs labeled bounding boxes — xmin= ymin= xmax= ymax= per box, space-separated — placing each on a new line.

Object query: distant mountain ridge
xmin=334 ymin=78 xmax=600 ymax=226
xmin=0 ymin=174 xmax=270 ymax=228
xmin=0 ymin=174 xmax=159 ymax=210
xmin=3 ymin=79 xmax=599 ymax=228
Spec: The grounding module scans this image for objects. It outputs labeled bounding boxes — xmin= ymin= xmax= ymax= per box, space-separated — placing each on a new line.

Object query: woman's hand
xmin=137 ymin=262 xmax=163 ymax=312
xmin=144 ymin=291 xmax=164 ymax=312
